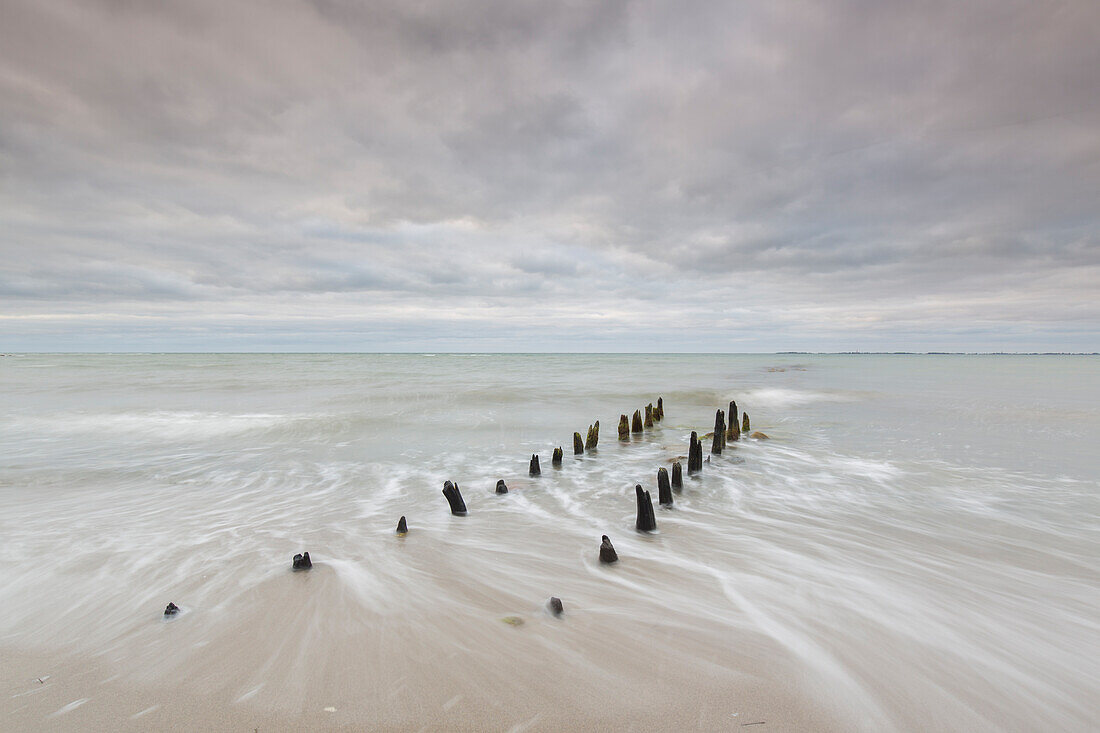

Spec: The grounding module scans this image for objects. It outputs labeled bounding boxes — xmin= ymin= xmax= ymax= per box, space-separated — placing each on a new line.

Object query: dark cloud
xmin=1 ymin=0 xmax=1098 ymax=351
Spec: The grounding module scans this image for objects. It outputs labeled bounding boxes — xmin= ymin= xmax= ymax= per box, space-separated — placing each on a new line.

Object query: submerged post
xmin=635 ymin=484 xmax=657 ymax=531
xmin=586 ymin=421 xmax=599 ymax=450
xmin=618 ymin=414 xmax=630 ymax=440
xmin=656 ymin=397 xmax=664 ymax=421
xmin=496 ymin=479 xmax=509 ymax=494
xmin=529 ymin=454 xmax=541 ymax=476
xmin=292 ymin=552 xmax=312 ymax=570
xmin=688 ymin=431 xmax=703 ymax=473
xmin=164 ymin=602 xmax=180 ymax=616
xmin=644 ymin=404 xmax=654 ymax=428
xmin=632 ymin=409 xmax=643 ymax=434
xmin=552 ymin=446 xmax=563 ymax=466
xmin=658 ymin=467 xmax=673 ymax=506
xmin=671 ymin=461 xmax=683 ymax=491
xmin=599 ymin=535 xmax=618 ymax=564
xmin=727 ymin=400 xmax=740 ymax=441
xmin=548 ymin=597 xmax=564 ymax=616
xmin=712 ymin=409 xmax=725 ymax=454
xmin=442 ymin=480 xmax=467 ymax=515
xmin=396 ymin=516 xmax=408 ymax=535
xmin=742 ymin=412 xmax=750 ymax=433
xmin=574 ymin=432 xmax=584 ymax=455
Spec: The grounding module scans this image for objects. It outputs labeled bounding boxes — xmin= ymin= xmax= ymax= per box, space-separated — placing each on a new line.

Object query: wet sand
xmin=2 ymin=562 xmax=841 ymax=731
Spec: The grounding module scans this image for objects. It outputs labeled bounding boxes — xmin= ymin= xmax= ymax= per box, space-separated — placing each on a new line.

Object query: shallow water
xmin=1 ymin=354 xmax=1097 ymax=730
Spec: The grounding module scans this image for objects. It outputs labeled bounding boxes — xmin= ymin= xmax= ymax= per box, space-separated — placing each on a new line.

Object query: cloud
xmin=1 ymin=0 xmax=1098 ymax=351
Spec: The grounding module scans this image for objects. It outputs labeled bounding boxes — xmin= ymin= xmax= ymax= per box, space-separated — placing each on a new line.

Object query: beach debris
xmin=442 ymin=481 xmax=467 ymax=515
xmin=631 ymin=409 xmax=643 ymax=434
xmin=644 ymin=403 xmax=654 ymax=428
xmin=635 ymin=484 xmax=657 ymax=531
xmin=712 ymin=409 xmax=726 ymax=454
xmin=574 ymin=432 xmax=585 ymax=455
xmin=657 ymin=467 xmax=672 ymax=506
xmin=163 ymin=602 xmax=179 ymax=616
xmin=292 ymin=552 xmax=312 ymax=570
xmin=500 ymin=616 xmax=524 ymax=626
xmin=671 ymin=461 xmax=683 ymax=491
xmin=496 ymin=479 xmax=509 ymax=494
xmin=396 ymin=516 xmax=408 ymax=535
xmin=750 ymin=431 xmax=769 ymax=440
xmin=688 ymin=431 xmax=703 ymax=474
xmin=35 ymin=675 xmax=50 ymax=684
xmin=586 ymin=421 xmax=599 ymax=450
xmin=599 ymin=535 xmax=619 ymax=563
xmin=323 ymin=707 xmax=337 ymax=713
xmin=552 ymin=446 xmax=563 ymax=466
xmin=547 ymin=596 xmax=564 ymax=616
xmin=656 ymin=396 xmax=664 ymax=421
xmin=529 ymin=454 xmax=541 ymax=476
xmin=618 ymin=415 xmax=630 ymax=440
xmin=727 ymin=400 xmax=740 ymax=441
xmin=742 ymin=412 xmax=750 ymax=433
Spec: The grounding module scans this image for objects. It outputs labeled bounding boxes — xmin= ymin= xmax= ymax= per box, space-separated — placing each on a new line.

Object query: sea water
xmin=0 ymin=354 xmax=1096 ymax=729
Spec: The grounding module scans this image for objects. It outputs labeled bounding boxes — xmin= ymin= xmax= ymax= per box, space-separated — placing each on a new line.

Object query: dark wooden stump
xmin=618 ymin=414 xmax=630 ymax=440
xmin=671 ymin=461 xmax=683 ymax=491
xmin=442 ymin=481 xmax=467 ymax=515
xmin=656 ymin=396 xmax=664 ymax=421
xmin=548 ymin=597 xmax=564 ymax=616
xmin=396 ymin=516 xmax=408 ymax=535
xmin=586 ymin=421 xmax=599 ymax=450
xmin=552 ymin=446 xmax=563 ymax=466
xmin=644 ymin=404 xmax=654 ymax=428
xmin=632 ymin=409 xmax=643 ymax=433
xmin=599 ymin=535 xmax=618 ymax=563
xmin=574 ymin=432 xmax=584 ymax=455
xmin=688 ymin=431 xmax=703 ymax=473
xmin=292 ymin=551 xmax=312 ymax=570
xmin=496 ymin=479 xmax=508 ymax=494
xmin=658 ymin=467 xmax=673 ymax=506
xmin=164 ymin=602 xmax=179 ymax=616
xmin=712 ymin=409 xmax=726 ymax=454
xmin=728 ymin=400 xmax=740 ymax=441
xmin=529 ymin=454 xmax=541 ymax=476
xmin=742 ymin=412 xmax=750 ymax=433
xmin=635 ymin=484 xmax=657 ymax=531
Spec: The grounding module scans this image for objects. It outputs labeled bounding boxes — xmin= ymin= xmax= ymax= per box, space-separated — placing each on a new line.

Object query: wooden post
xmin=292 ymin=552 xmax=312 ymax=570
xmin=599 ymin=535 xmax=618 ymax=563
xmin=644 ymin=404 xmax=654 ymax=428
xmin=442 ymin=480 xmax=467 ymax=515
xmin=552 ymin=446 xmax=563 ymax=466
xmin=656 ymin=397 xmax=664 ymax=421
xmin=727 ymin=400 xmax=740 ymax=441
xmin=529 ymin=454 xmax=541 ymax=476
xmin=711 ymin=409 xmax=725 ymax=454
xmin=495 ymin=479 xmax=508 ymax=494
xmin=396 ymin=516 xmax=408 ymax=535
xmin=742 ymin=412 xmax=750 ymax=433
xmin=671 ymin=461 xmax=683 ymax=491
xmin=574 ymin=432 xmax=584 ymax=455
xmin=632 ymin=410 xmax=643 ymax=433
xmin=618 ymin=415 xmax=630 ymax=440
xmin=688 ymin=431 xmax=703 ymax=473
xmin=586 ymin=421 xmax=599 ymax=450
xmin=635 ymin=484 xmax=657 ymax=531
xmin=658 ymin=467 xmax=673 ymax=506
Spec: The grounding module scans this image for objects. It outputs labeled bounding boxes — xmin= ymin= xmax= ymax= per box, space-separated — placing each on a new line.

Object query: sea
xmin=1 ymin=353 xmax=1097 ymax=730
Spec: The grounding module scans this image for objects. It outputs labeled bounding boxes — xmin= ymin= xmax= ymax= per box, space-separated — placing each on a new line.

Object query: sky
xmin=1 ymin=0 xmax=1098 ymax=352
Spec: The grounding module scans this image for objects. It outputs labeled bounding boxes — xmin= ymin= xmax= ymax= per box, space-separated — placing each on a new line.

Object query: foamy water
xmin=1 ymin=354 xmax=1097 ymax=730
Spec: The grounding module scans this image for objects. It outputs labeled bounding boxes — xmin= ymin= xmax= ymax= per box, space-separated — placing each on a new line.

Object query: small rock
xmin=292 ymin=552 xmax=312 ymax=570
xmin=163 ymin=602 xmax=179 ymax=616
xmin=548 ymin=597 xmax=564 ymax=616
xmin=750 ymin=431 xmax=769 ymax=439
xmin=599 ymin=535 xmax=619 ymax=564
xmin=496 ymin=479 xmax=509 ymax=494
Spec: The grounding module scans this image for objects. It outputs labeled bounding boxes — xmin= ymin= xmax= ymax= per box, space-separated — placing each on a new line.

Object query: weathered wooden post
xmin=618 ymin=414 xmax=630 ymax=440
xmin=657 ymin=467 xmax=673 ymax=506
xmin=585 ymin=421 xmax=599 ymax=450
xmin=688 ymin=431 xmax=703 ymax=473
xmin=529 ymin=454 xmax=541 ymax=476
xmin=742 ymin=412 xmax=750 ymax=433
xmin=671 ymin=461 xmax=683 ymax=491
xmin=727 ymin=400 xmax=740 ymax=441
xmin=574 ymin=432 xmax=584 ymax=455
xmin=599 ymin=535 xmax=619 ymax=563
xmin=442 ymin=480 xmax=467 ymax=515
xmin=548 ymin=597 xmax=564 ymax=616
xmin=632 ymin=409 xmax=643 ymax=433
xmin=552 ymin=446 xmax=563 ymax=466
xmin=396 ymin=516 xmax=408 ymax=535
xmin=496 ymin=479 xmax=509 ymax=494
xmin=712 ymin=409 xmax=726 ymax=454
xmin=635 ymin=484 xmax=657 ymax=531
xmin=644 ymin=403 xmax=654 ymax=428
xmin=292 ymin=552 xmax=312 ymax=570
xmin=164 ymin=602 xmax=180 ymax=616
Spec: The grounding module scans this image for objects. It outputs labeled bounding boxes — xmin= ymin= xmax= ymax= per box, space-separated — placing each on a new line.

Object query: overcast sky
xmin=2 ymin=0 xmax=1098 ymax=352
